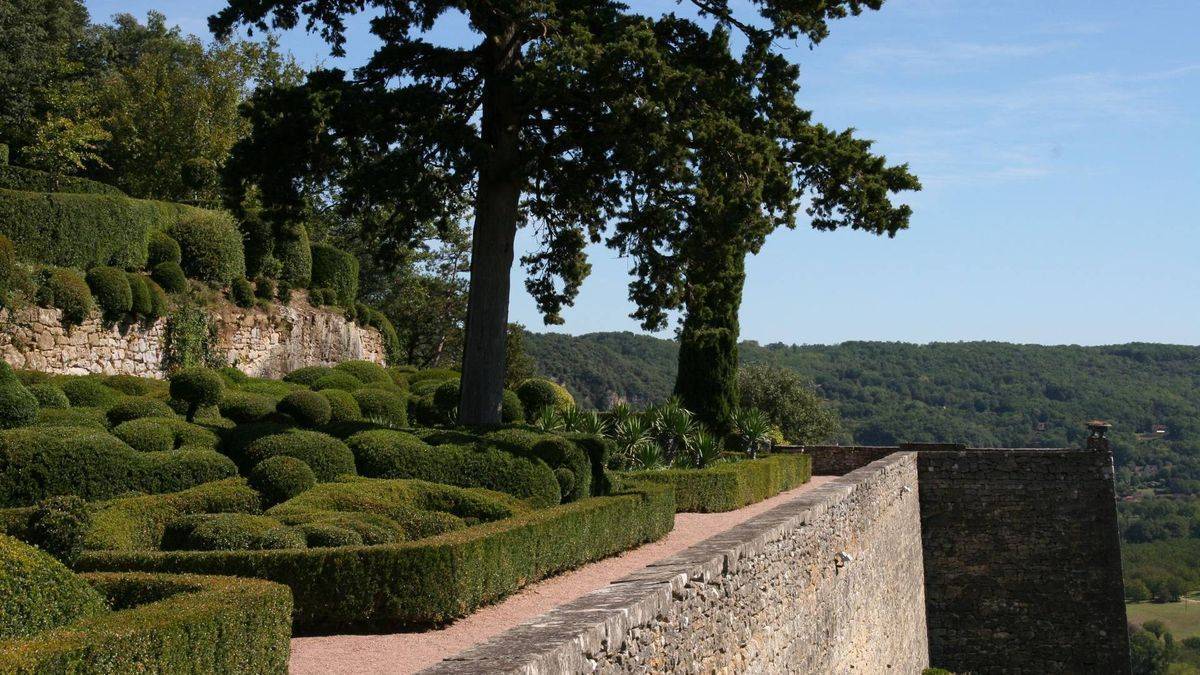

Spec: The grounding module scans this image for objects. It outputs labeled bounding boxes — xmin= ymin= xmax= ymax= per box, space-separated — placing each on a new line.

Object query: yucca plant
xmin=634 ymin=442 xmax=665 ymax=470
xmin=612 ymin=416 xmax=651 ymax=470
xmin=560 ymin=406 xmax=585 ymax=431
xmin=732 ymin=407 xmax=773 ymax=459
xmin=653 ymin=402 xmax=696 ymax=465
xmin=604 ymin=401 xmax=633 ymax=426
xmin=691 ymin=430 xmax=724 ymax=469
xmin=532 ymin=406 xmax=564 ymax=433
xmin=573 ymin=410 xmax=608 ymax=436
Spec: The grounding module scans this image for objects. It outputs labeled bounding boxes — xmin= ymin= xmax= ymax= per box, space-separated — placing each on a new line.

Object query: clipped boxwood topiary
xmin=354 ymin=388 xmax=408 ymax=428
xmin=185 ymin=514 xmax=303 ymax=551
xmin=171 ymin=211 xmax=246 ymax=286
xmin=501 ymin=389 xmax=525 ymax=423
xmin=311 ymin=371 xmax=362 ymax=392
xmin=516 ymin=378 xmax=575 ymax=417
xmin=249 ymin=456 xmax=317 ymax=506
xmin=0 ymin=381 xmax=39 ymax=429
xmin=147 ymin=231 xmax=181 ymax=265
xmin=33 ymin=407 xmax=107 ymax=429
xmin=104 ymin=374 xmax=158 ymax=397
xmin=29 ymin=495 xmax=92 ymax=565
xmin=145 ymin=278 xmax=169 ymax=319
xmin=482 ymin=430 xmax=592 ymax=502
xmin=407 ymin=368 xmax=460 ymax=386
xmin=106 ymin=396 xmax=175 ymax=426
xmin=86 ymin=266 xmax=132 ymax=321
xmin=310 ymin=243 xmax=359 ymax=306
xmin=277 ymin=390 xmax=332 ymax=428
xmin=56 ymin=376 xmax=121 ymax=409
xmin=276 ymin=224 xmax=312 ymax=287
xmin=127 ymin=272 xmax=152 ymax=317
xmin=408 ymin=393 xmax=440 ymax=426
xmin=28 ymin=384 xmax=69 ymax=409
xmin=35 ymin=268 xmax=93 ymax=326
xmin=151 ymin=261 xmax=187 ymax=293
xmin=432 ymin=380 xmax=460 ymax=419
xmin=320 ymin=388 xmax=361 ymax=423
xmin=218 ymin=391 xmax=276 ymax=424
xmin=282 ymin=366 xmax=333 ymax=387
xmin=245 ymin=430 xmax=355 ymax=482
xmin=169 ymin=367 xmax=224 ymax=422
xmin=296 ymin=522 xmax=363 ymax=548
xmin=334 ymin=360 xmax=390 ymax=386
xmin=0 ymin=534 xmax=107 ymax=641
xmin=112 ymin=418 xmax=175 ymax=453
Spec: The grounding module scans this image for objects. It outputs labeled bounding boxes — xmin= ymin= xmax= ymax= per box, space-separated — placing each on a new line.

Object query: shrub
xmin=0 ymin=382 xmax=38 ymax=429
xmin=85 ymin=266 xmax=132 ymax=321
xmin=297 ymin=523 xmax=363 ymax=548
xmin=186 ymin=514 xmax=303 ymax=551
xmin=84 ymin=479 xmax=260 ymax=552
xmin=409 ymin=379 xmax=443 ymax=396
xmin=311 ymin=371 xmax=362 ymax=392
xmin=354 ymin=388 xmax=408 ymax=428
xmin=33 ymin=407 xmax=107 ymax=429
xmin=408 ymin=394 xmax=440 ymax=426
xmin=408 ymin=368 xmax=460 ymax=386
xmin=386 ymin=366 xmax=414 ymax=386
xmin=111 ymin=418 xmax=175 ymax=453
xmin=254 ymin=276 xmax=276 ymax=300
xmin=171 ymin=211 xmax=246 ymax=286
xmin=282 ymin=365 xmax=334 ymax=387
xmin=28 ymin=495 xmax=92 ymax=565
xmin=56 ymin=376 xmax=121 ymax=409
xmin=277 ymin=390 xmax=332 ymax=428
xmin=334 ymin=360 xmax=390 ymax=386
xmin=347 ymin=431 xmax=561 ymax=508
xmin=169 ymin=367 xmax=224 ymax=422
xmin=146 ymin=278 xmax=169 ymax=318
xmin=310 ymin=243 xmax=359 ymax=306
xmin=28 ymin=384 xmax=69 ymax=409
xmin=0 ymin=235 xmax=19 ymax=308
xmin=218 ymin=367 xmax=248 ymax=385
xmin=483 ymin=430 xmax=592 ymax=502
xmin=432 ymin=380 xmax=460 ymax=419
xmin=35 ymin=267 xmax=93 ymax=325
xmin=501 ymin=389 xmax=525 ymax=423
xmin=564 ymin=433 xmax=616 ymax=497
xmin=250 ymin=456 xmax=318 ymax=506
xmin=106 ymin=396 xmax=175 ymax=426
xmin=276 ymin=280 xmax=292 ymax=303
xmin=245 ymin=430 xmax=356 ymax=482
xmin=231 ymin=277 xmax=255 ymax=307
xmin=622 ymin=453 xmax=811 ymax=512
xmin=218 ymin=391 xmax=275 ymax=424
xmin=77 ymin=482 xmax=674 ymax=632
xmin=127 ymin=272 xmax=152 ymax=317
xmin=104 ymin=374 xmax=157 ymax=396
xmin=276 ymin=224 xmax=311 ymax=287
xmin=321 ymin=388 xmax=361 ymax=423
xmin=0 ymin=534 xmax=107 ymax=640
xmin=151 ymin=261 xmax=187 ymax=293
xmin=0 ymin=165 xmax=122 ymax=195
xmin=516 ymin=378 xmax=574 ymax=417
xmin=147 ymin=231 xmax=181 ymax=266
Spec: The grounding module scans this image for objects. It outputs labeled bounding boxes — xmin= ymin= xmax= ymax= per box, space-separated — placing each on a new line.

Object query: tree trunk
xmin=458 ymin=30 xmax=523 ymax=426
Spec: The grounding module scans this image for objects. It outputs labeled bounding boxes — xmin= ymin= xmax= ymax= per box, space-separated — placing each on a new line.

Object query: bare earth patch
xmin=289 ymin=475 xmax=835 ymax=674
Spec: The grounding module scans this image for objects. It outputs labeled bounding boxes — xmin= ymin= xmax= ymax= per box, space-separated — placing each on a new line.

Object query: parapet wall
xmin=427 ymin=453 xmax=929 ymax=674
xmin=0 ymin=291 xmax=385 ymax=379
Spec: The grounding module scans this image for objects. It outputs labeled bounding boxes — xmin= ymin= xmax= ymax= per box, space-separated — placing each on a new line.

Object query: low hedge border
xmin=620 ymin=453 xmax=811 ymax=513
xmin=0 ymin=572 xmax=292 ymax=674
xmin=78 ymin=481 xmax=675 ymax=633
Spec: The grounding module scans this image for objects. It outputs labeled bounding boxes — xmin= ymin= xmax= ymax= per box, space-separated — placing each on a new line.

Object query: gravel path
xmin=289 ymin=476 xmax=835 ymax=675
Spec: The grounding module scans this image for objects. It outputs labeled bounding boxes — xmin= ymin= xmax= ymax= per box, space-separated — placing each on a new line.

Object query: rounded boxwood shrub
xmin=0 ymin=534 xmax=107 ymax=640
xmin=245 ymin=430 xmax=355 ymax=482
xmin=432 ymin=380 xmax=460 ymax=419
xmin=310 ymin=243 xmax=359 ymax=306
xmin=501 ymin=389 xmax=525 ymax=423
xmin=85 ymin=266 xmax=132 ymax=321
xmin=0 ymin=382 xmax=39 ymax=429
xmin=321 ymin=388 xmax=361 ymax=423
xmin=249 ymin=455 xmax=317 ymax=506
xmin=105 ymin=396 xmax=175 ymax=426
xmin=28 ymin=384 xmax=69 ymax=409
xmin=334 ymin=360 xmax=390 ymax=386
xmin=33 ymin=407 xmax=107 ymax=429
xmin=282 ymin=366 xmax=334 ymax=387
xmin=171 ymin=211 xmax=246 ymax=286
xmin=35 ymin=268 xmax=93 ymax=326
xmin=230 ymin=277 xmax=255 ymax=308
xmin=147 ymin=231 xmax=181 ymax=266
xmin=28 ymin=495 xmax=91 ymax=565
xmin=408 ymin=393 xmax=440 ymax=426
xmin=311 ymin=371 xmax=362 ymax=392
xmin=354 ymin=388 xmax=408 ymax=428
xmin=218 ymin=391 xmax=275 ymax=424
xmin=169 ymin=367 xmax=224 ymax=422
xmin=276 ymin=224 xmax=312 ymax=287
xmin=217 ymin=366 xmax=248 ymax=385
xmin=111 ymin=418 xmax=174 ymax=453
xmin=151 ymin=261 xmax=187 ymax=293
xmin=483 ymin=430 xmax=592 ymax=502
xmin=56 ymin=376 xmax=121 ymax=409
xmin=516 ymin=378 xmax=575 ymax=417
xmin=277 ymin=390 xmax=332 ymax=428
xmin=145 ymin=278 xmax=169 ymax=318
xmin=297 ymin=522 xmax=363 ymax=548
xmin=185 ymin=514 xmax=303 ymax=551
xmin=407 ymin=368 xmax=460 ymax=386
xmin=127 ymin=273 xmax=152 ymax=317
xmin=104 ymin=374 xmax=157 ymax=397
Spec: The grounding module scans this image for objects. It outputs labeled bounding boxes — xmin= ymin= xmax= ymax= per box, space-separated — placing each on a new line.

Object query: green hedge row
xmin=0 ymin=572 xmax=292 ymax=674
xmin=78 ymin=481 xmax=676 ymax=633
xmin=0 ymin=188 xmax=219 ymax=270
xmin=621 ymin=453 xmax=811 ymax=513
xmin=0 ymin=166 xmax=125 ymax=196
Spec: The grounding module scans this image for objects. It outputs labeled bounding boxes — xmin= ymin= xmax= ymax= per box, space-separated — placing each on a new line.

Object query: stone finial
xmin=1086 ymin=420 xmax=1112 ymax=451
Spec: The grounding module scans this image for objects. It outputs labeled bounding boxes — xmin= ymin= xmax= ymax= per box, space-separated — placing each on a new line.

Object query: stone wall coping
xmin=422 ymin=452 xmax=919 ymax=675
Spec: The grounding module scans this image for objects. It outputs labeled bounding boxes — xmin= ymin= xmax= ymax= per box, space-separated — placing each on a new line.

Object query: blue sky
xmin=85 ymin=1 xmax=1200 ymax=346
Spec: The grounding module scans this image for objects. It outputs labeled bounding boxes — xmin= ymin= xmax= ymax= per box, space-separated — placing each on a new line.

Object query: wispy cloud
xmin=844 ymin=40 xmax=1075 ymax=72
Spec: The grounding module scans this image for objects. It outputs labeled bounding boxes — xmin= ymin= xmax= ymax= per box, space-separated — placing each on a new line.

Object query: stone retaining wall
xmin=0 ymin=291 xmax=385 ymax=379
xmin=425 ymin=453 xmax=929 ymax=674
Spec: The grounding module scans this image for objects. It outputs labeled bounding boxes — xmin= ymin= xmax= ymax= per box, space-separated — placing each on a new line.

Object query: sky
xmin=84 ymin=0 xmax=1200 ymax=346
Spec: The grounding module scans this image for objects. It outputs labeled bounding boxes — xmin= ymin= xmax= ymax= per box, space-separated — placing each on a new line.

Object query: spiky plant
xmin=574 ymin=410 xmax=609 ymax=436
xmin=654 ymin=403 xmax=696 ymax=465
xmin=732 ymin=407 xmax=773 ymax=459
xmin=691 ymin=430 xmax=724 ymax=469
xmin=634 ymin=442 xmax=665 ymax=471
xmin=613 ymin=416 xmax=651 ymax=470
xmin=533 ymin=406 xmax=564 ymax=433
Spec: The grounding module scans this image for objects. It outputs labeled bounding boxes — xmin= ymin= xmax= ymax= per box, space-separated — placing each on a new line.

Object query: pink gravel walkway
xmin=289 ymin=475 xmax=835 ymax=675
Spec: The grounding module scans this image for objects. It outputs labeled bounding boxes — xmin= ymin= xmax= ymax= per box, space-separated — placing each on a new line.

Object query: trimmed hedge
xmin=151 ymin=261 xmax=186 ymax=293
xmin=34 ymin=267 xmax=93 ymax=326
xmin=347 ymin=431 xmax=561 ymax=508
xmin=282 ymin=366 xmax=334 ymax=387
xmin=85 ymin=266 xmax=132 ymax=321
xmin=231 ymin=277 xmax=255 ymax=307
xmin=250 ymin=456 xmax=318 ymax=506
xmin=0 ymin=534 xmax=107 ymax=641
xmin=621 ymin=453 xmax=812 ymax=513
xmin=83 ymin=479 xmax=260 ymax=552
xmin=112 ymin=417 xmax=218 ymax=453
xmin=501 ymin=389 xmax=525 ymax=423
xmin=105 ymin=374 xmax=159 ymax=397
xmin=27 ymin=384 xmax=68 ymax=409
xmin=56 ymin=376 xmax=121 ymax=409
xmin=311 ymin=371 xmax=362 ymax=392
xmin=185 ymin=514 xmax=304 ymax=551
xmin=276 ymin=224 xmax=311 ymax=287
xmin=277 ymin=390 xmax=332 ymax=428
xmin=218 ymin=391 xmax=277 ymax=423
xmin=33 ymin=407 xmax=107 ymax=429
xmin=0 ymin=381 xmax=38 ymax=430
xmin=0 ymin=165 xmax=124 ymax=196
xmin=245 ymin=430 xmax=355 ymax=482
xmin=483 ymin=430 xmax=592 ymax=502
xmin=515 ymin=378 xmax=575 ymax=416
xmin=171 ymin=211 xmax=246 ymax=286
xmin=320 ymin=388 xmax=361 ymax=423
xmin=334 ymin=360 xmax=390 ymax=386
xmin=0 ymin=572 xmax=292 ymax=674
xmin=353 ymin=388 xmax=407 ymax=428
xmin=311 ymin=243 xmax=359 ymax=306
xmin=147 ymin=231 xmax=181 ymax=266
xmin=128 ymin=272 xmax=152 ymax=317
xmin=78 ymin=481 xmax=675 ymax=632
xmin=169 ymin=367 xmax=224 ymax=422
xmin=105 ymin=396 xmax=175 ymax=426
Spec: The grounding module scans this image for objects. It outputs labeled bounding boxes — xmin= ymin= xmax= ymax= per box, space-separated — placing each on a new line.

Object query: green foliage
xmin=28 ymin=495 xmax=91 ymax=565
xmin=0 ymin=235 xmax=25 ymax=310
xmin=126 ymin=273 xmax=152 ymax=318
xmin=77 ymin=481 xmax=674 ymax=632
xmin=0 ymin=534 xmax=107 ymax=640
xmin=0 ymin=572 xmax=292 ymax=674
xmin=84 ymin=479 xmax=260 ymax=552
xmin=311 ymin=243 xmax=358 ymax=306
xmin=34 ymin=267 xmax=93 ymax=325
xmin=737 ymin=364 xmax=840 ymax=444
xmin=320 ymin=388 xmax=361 ymax=423
xmin=501 ymin=389 xmax=525 ymax=423
xmin=147 ymin=231 xmax=181 ymax=266
xmin=105 ymin=397 xmax=175 ymax=427
xmin=297 ymin=522 xmax=362 ymax=548
xmin=432 ymin=380 xmax=460 ymax=420
xmin=276 ymin=280 xmax=292 ymax=303
xmin=282 ymin=366 xmax=333 ymax=387
xmin=334 ymin=360 xmax=390 ymax=386
xmin=171 ymin=210 xmax=246 ymax=286
xmin=347 ymin=431 xmax=560 ymax=507
xmin=105 ymin=374 xmax=160 ymax=397
xmin=245 ymin=429 xmax=355 ymax=482
xmin=563 ymin=433 xmax=616 ymax=497
xmin=675 ymin=325 xmax=738 ymax=435
xmin=111 ymin=418 xmax=175 ymax=453
xmin=515 ymin=378 xmax=575 ymax=418
xmin=622 ymin=453 xmax=811 ymax=513
xmin=56 ymin=376 xmax=120 ymax=409
xmin=254 ymin=276 xmax=276 ymax=300
xmin=311 ymin=371 xmax=362 ymax=392
xmin=231 ymin=277 xmax=255 ymax=307
xmin=218 ymin=391 xmax=276 ymax=424
xmin=27 ymin=384 xmax=68 ymax=409
xmin=0 ymin=382 xmax=38 ymax=429
xmin=185 ymin=514 xmax=304 ymax=551
xmin=0 ymin=166 xmax=123 ymax=196
xmin=169 ymin=367 xmax=224 ymax=422
xmin=33 ymin=407 xmax=107 ymax=430
xmin=85 ymin=265 xmax=132 ymax=321
xmin=482 ymin=430 xmax=591 ymax=502
xmin=353 ymin=388 xmax=408 ymax=428
xmin=276 ymin=224 xmax=311 ymax=287
xmin=145 ymin=278 xmax=169 ymax=319
xmin=151 ymin=261 xmax=186 ymax=293
xmin=277 ymin=390 xmax=332 ymax=428
xmin=250 ymin=456 xmax=318 ymax=506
